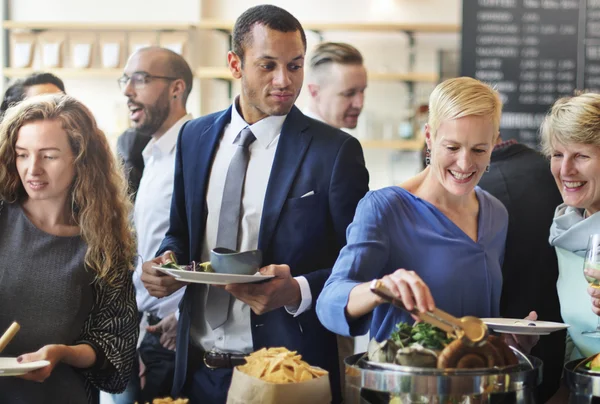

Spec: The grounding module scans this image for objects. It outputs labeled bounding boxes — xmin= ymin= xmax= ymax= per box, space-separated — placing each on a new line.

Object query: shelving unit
xmin=195 ymin=67 xmax=439 ymax=83
xmin=360 ymin=138 xmax=424 ymax=151
xmin=3 ymin=67 xmax=122 ymax=79
xmin=1 ymin=19 xmax=455 ymax=152
xmin=196 ymin=19 xmax=460 ymax=34
xmin=2 ymin=21 xmax=196 ymax=31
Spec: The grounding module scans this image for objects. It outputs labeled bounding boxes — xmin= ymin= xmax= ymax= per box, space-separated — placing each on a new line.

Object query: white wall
xmin=4 ymin=0 xmax=462 ymax=189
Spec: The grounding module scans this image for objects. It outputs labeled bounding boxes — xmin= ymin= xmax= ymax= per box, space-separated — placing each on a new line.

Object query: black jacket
xmin=478 ymin=142 xmax=565 ymax=402
xmin=116 ymin=128 xmax=151 ymax=197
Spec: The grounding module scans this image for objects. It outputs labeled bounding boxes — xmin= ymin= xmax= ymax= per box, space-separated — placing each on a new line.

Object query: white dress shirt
xmin=133 ymin=114 xmax=192 ymax=320
xmin=191 ymin=100 xmax=311 ymax=354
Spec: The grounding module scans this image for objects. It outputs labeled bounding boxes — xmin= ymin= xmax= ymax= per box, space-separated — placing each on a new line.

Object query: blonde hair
xmin=0 ymin=94 xmax=136 ymax=285
xmin=310 ymin=42 xmax=364 ymax=69
xmin=540 ymin=93 xmax=600 ymax=156
xmin=428 ymin=77 xmax=503 ymax=138
xmin=309 ymin=42 xmax=363 ymax=83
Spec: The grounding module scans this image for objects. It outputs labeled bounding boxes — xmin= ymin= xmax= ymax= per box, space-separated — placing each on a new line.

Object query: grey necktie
xmin=206 ymin=127 xmax=256 ymax=330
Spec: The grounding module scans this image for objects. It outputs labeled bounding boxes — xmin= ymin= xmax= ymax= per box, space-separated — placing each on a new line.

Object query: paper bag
xmin=226 ymin=367 xmax=332 ymax=404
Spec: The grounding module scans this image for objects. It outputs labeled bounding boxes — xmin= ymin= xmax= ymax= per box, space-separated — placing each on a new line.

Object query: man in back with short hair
xmin=305 ymin=42 xmax=367 ymax=130
xmin=21 ymin=72 xmax=65 ymax=97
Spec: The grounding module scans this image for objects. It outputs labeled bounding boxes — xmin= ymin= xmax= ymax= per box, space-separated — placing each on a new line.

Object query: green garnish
xmin=390 ymin=322 xmax=453 ymax=350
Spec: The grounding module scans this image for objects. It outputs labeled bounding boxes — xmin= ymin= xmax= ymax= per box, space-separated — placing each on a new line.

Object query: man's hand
xmin=225 ymin=264 xmax=301 ymax=315
xmin=17 ymin=344 xmax=64 ymax=382
xmin=586 ymin=267 xmax=600 ymax=315
xmin=142 ymin=250 xmax=187 ymax=298
xmin=502 ymin=311 xmax=539 ymax=354
xmin=146 ymin=313 xmax=178 ymax=351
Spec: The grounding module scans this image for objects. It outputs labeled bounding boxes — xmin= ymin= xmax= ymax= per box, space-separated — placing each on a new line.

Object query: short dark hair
xmin=232 ymin=5 xmax=307 ymax=63
xmin=137 ymin=47 xmax=194 ymax=105
xmin=0 ymin=80 xmax=25 ymax=119
xmin=22 ymin=72 xmax=66 ymax=93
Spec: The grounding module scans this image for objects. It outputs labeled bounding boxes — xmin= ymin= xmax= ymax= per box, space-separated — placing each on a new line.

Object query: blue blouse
xmin=316 ymin=186 xmax=508 ymax=342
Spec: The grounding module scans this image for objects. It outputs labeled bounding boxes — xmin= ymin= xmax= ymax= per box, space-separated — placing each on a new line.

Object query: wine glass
xmin=582 ymin=234 xmax=600 ymax=337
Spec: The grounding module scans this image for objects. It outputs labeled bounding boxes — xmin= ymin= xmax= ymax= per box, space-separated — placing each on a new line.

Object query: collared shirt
xmin=191 ymin=99 xmax=311 ymax=354
xmin=133 ymin=114 xmax=192 ymax=319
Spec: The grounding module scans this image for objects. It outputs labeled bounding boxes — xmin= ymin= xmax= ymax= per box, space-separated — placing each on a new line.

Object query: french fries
xmin=238 ymin=347 xmax=328 ymax=383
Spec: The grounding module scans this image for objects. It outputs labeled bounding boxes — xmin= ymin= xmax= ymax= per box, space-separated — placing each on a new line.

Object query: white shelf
xmin=360 ymin=138 xmax=424 ymax=151
xmin=2 ymin=21 xmax=196 ymax=31
xmin=196 ymin=67 xmax=438 ymax=83
xmin=197 ymin=20 xmax=460 ymax=34
xmin=3 ymin=68 xmax=123 ymax=79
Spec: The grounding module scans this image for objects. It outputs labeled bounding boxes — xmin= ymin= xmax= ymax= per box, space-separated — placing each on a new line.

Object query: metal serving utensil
xmin=370 ymin=279 xmax=488 ymax=347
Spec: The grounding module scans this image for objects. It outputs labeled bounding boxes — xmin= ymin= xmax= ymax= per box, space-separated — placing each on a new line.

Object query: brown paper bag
xmin=99 ymin=33 xmax=125 ymax=68
xmin=128 ymin=32 xmax=157 ymax=57
xmin=38 ymin=32 xmax=66 ymax=68
xmin=159 ymin=32 xmax=188 ymax=58
xmin=69 ymin=32 xmax=96 ymax=68
xmin=226 ymin=368 xmax=332 ymax=404
xmin=10 ymin=32 xmax=36 ymax=68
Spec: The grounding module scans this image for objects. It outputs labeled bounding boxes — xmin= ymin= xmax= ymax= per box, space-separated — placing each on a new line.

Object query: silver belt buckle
xmin=203 ymin=350 xmax=218 ymax=370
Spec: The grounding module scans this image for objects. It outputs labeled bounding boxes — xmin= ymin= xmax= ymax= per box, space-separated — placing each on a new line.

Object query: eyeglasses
xmin=117 ymin=72 xmax=178 ymax=91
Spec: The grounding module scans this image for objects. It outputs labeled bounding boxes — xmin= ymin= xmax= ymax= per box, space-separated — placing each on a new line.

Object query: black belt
xmin=147 ymin=313 xmax=162 ymax=327
xmin=188 ymin=343 xmax=247 ymax=369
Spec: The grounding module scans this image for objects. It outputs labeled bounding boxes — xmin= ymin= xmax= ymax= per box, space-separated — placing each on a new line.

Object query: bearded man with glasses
xmin=111 ymin=46 xmax=193 ymax=404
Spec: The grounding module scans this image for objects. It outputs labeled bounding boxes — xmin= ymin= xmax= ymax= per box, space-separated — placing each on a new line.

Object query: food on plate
xmin=368 ymin=322 xmax=518 ymax=369
xmin=134 ymin=398 xmax=189 ymax=404
xmin=160 ymin=252 xmax=214 ymax=273
xmin=238 ymin=347 xmax=328 ymax=383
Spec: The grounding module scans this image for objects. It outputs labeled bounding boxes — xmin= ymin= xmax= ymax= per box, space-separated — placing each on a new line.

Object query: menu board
xmin=461 ymin=0 xmax=600 ymax=148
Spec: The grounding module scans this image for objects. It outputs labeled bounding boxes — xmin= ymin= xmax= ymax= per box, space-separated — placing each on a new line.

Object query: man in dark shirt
xmin=478 ymin=138 xmax=565 ymax=402
xmin=116 ymin=128 xmax=150 ymax=197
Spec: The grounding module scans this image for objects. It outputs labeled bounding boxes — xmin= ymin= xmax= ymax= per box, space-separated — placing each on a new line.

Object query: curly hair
xmin=0 ymin=94 xmax=136 ymax=285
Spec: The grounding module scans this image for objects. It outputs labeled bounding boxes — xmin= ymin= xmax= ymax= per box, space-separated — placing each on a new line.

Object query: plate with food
xmin=0 ymin=358 xmax=50 ymax=376
xmin=154 ymin=255 xmax=273 ymax=285
xmin=480 ymin=318 xmax=569 ymax=335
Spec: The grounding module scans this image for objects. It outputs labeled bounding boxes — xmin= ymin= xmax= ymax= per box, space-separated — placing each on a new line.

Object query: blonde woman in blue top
xmin=317 ymin=77 xmax=536 ymax=343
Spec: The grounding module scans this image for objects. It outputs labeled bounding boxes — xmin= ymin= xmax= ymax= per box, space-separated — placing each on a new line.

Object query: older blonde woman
xmin=316 ymin=77 xmax=517 ymax=341
xmin=541 ymin=93 xmax=600 ymax=362
xmin=0 ymin=94 xmax=138 ymax=404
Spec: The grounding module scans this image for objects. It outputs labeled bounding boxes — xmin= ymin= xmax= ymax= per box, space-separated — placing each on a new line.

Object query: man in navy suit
xmin=141 ymin=5 xmax=369 ymax=403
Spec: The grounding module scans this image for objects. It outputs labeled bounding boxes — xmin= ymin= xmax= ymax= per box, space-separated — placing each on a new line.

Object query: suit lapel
xmin=189 ymin=107 xmax=232 ymax=260
xmin=258 ymin=106 xmax=312 ymax=252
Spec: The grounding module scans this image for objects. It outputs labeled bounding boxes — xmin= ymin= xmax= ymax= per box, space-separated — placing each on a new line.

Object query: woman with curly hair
xmin=0 ymin=93 xmax=138 ymax=403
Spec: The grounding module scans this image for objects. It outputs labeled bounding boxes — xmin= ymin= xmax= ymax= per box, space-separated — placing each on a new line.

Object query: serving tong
xmin=370 ymin=279 xmax=489 ymax=347
xmin=0 ymin=322 xmax=20 ymax=354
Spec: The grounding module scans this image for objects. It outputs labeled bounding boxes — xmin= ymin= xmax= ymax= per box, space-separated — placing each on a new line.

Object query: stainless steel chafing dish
xmin=344 ymin=348 xmax=542 ymax=404
xmin=564 ymin=358 xmax=600 ymax=403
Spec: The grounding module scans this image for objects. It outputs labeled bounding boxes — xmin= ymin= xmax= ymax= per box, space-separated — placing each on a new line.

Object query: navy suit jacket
xmin=157 ymin=105 xmax=369 ymax=402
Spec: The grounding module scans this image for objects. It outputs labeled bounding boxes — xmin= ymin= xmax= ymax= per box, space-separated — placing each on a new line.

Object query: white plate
xmin=481 ymin=318 xmax=570 ymax=335
xmin=0 ymin=358 xmax=50 ymax=376
xmin=154 ymin=266 xmax=274 ymax=285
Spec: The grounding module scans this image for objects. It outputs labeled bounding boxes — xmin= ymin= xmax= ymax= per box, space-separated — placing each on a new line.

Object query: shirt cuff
xmin=285 ymin=276 xmax=312 ymax=317
xmin=174 ymin=309 xmax=180 ymax=321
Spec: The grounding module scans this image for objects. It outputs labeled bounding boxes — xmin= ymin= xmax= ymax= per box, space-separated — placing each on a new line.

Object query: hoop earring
xmin=425 ymin=148 xmax=431 ymax=166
